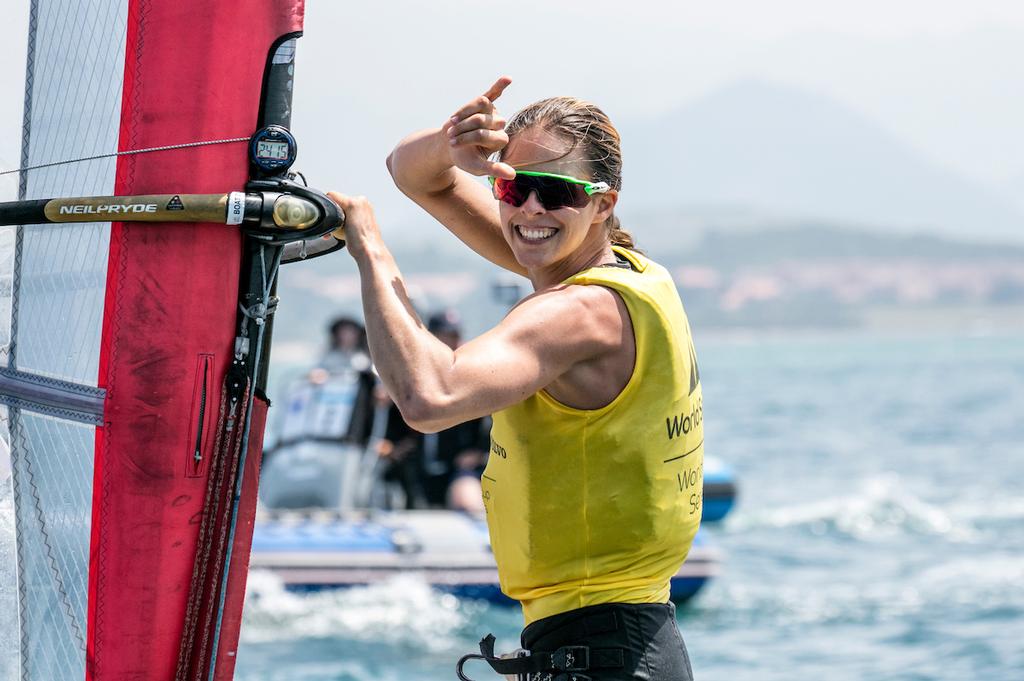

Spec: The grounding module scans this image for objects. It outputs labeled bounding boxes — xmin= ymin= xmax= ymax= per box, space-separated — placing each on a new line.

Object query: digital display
xmin=256 ymin=140 xmax=290 ymax=161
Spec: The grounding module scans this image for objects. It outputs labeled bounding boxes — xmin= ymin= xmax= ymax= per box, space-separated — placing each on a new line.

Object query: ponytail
xmin=606 ymin=214 xmax=636 ymax=250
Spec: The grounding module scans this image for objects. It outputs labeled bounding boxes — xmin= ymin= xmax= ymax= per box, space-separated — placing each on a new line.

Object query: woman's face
xmin=498 ymin=126 xmax=616 ymax=272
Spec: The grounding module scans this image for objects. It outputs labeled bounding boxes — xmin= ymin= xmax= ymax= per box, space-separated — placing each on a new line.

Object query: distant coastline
xmin=271 ymin=222 xmax=1024 ymax=341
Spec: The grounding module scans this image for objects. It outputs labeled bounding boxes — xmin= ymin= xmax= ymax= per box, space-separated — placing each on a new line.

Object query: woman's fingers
xmin=326 ymin=190 xmax=352 ymax=210
xmin=450 ymin=95 xmax=497 ymax=126
xmin=448 ymin=126 xmax=509 ymax=151
xmin=448 ymin=112 xmax=506 ymax=138
xmin=448 ymin=77 xmax=512 ymax=125
xmin=325 ymin=192 xmax=381 ymax=257
xmin=326 ymin=192 xmax=374 ymax=228
xmin=485 ymin=159 xmax=516 ymax=180
xmin=482 ymin=76 xmax=512 ymax=103
xmin=444 ymin=78 xmax=514 ymax=177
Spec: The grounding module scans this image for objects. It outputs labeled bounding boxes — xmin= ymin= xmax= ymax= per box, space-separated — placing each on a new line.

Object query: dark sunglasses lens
xmin=493 ymin=176 xmax=589 ymax=209
xmin=533 ymin=175 xmax=588 ymax=209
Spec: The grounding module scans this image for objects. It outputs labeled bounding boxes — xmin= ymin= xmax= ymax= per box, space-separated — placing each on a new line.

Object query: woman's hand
xmin=443 ymin=77 xmax=516 ymax=180
xmin=326 ymin=192 xmax=381 ymax=263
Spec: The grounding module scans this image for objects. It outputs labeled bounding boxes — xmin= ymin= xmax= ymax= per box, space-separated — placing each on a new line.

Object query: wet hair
xmin=499 ymin=97 xmax=635 ymax=250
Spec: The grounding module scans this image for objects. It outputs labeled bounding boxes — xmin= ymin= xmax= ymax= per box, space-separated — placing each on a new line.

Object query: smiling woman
xmin=328 ymin=77 xmax=704 ymax=680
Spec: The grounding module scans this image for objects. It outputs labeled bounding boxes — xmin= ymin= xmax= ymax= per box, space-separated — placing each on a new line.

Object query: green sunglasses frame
xmin=488 ymin=170 xmax=612 ymax=198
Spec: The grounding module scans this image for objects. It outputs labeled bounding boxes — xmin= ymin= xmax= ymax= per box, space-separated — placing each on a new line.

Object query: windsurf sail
xmin=0 ymin=1 xmax=338 ymax=679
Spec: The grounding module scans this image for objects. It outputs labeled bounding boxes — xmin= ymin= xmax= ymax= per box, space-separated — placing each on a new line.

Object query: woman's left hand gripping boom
xmin=327 ymin=192 xmax=626 ymax=433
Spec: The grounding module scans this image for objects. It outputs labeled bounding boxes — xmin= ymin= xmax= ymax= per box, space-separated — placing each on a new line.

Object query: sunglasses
xmin=488 ymin=171 xmax=611 ymax=210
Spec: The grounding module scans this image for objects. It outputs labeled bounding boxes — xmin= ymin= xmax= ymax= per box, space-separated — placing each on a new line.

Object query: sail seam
xmin=0 ymin=367 xmax=106 ymax=425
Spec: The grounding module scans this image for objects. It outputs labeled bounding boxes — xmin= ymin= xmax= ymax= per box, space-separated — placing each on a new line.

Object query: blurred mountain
xmin=618 ymin=79 xmax=1024 ymax=246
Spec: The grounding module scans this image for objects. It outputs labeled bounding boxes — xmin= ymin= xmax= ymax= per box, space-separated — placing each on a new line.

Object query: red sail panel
xmin=86 ymin=2 xmax=304 ymax=679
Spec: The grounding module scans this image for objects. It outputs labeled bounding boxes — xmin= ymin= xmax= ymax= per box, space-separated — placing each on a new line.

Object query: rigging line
xmin=0 ymin=136 xmax=250 ymax=177
xmin=206 ymin=243 xmax=282 ymax=681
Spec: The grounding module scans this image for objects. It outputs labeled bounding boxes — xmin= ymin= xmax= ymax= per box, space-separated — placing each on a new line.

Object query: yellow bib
xmin=483 ymin=247 xmax=705 ymax=625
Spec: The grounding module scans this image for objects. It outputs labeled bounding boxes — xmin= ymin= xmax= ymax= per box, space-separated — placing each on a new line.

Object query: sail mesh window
xmin=1 ymin=1 xmax=130 ymax=679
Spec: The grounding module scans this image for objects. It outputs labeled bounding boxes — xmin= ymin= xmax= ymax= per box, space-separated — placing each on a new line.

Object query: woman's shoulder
xmin=506 ymin=282 xmax=630 ymax=354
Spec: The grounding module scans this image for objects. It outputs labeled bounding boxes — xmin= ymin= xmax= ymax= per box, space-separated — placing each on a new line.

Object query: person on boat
xmin=376 ymin=392 xmax=430 ymax=510
xmin=309 ymin=316 xmax=376 ymax=447
xmin=260 ymin=317 xmax=378 ymax=509
xmin=329 ymin=77 xmax=703 ymax=681
xmin=421 ymin=309 xmax=490 ymax=513
xmin=316 ymin=316 xmax=372 ymax=375
xmin=374 ymin=309 xmax=491 ymax=512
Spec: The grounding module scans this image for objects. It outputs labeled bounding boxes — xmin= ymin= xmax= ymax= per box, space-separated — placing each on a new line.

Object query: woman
xmin=329 ymin=77 xmax=704 ymax=680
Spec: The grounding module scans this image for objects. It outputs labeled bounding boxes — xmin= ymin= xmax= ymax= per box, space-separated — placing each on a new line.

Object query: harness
xmin=457 ymin=610 xmax=630 ymax=681
xmin=457 ymin=633 xmax=627 ymax=681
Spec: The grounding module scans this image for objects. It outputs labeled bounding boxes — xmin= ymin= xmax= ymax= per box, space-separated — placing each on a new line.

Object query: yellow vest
xmin=483 ymin=247 xmax=704 ymax=625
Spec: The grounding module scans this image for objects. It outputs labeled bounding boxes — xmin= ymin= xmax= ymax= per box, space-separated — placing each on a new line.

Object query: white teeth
xmin=517 ymin=226 xmax=557 ymax=241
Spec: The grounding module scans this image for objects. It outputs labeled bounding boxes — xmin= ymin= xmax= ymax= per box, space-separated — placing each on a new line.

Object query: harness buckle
xmin=551 ymin=646 xmax=589 ymax=672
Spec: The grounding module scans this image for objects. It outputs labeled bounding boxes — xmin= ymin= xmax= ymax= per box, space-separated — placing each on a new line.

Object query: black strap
xmin=594 ymin=252 xmax=634 ymax=271
xmin=456 ymin=634 xmax=624 ymax=681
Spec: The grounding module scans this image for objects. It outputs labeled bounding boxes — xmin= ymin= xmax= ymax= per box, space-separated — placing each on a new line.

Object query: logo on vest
xmin=665 ymin=396 xmax=702 ymax=440
xmin=490 ymin=438 xmax=507 ymax=459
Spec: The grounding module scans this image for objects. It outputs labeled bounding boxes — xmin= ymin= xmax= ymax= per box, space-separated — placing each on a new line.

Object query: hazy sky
xmin=2 ymin=0 xmax=1023 ymax=216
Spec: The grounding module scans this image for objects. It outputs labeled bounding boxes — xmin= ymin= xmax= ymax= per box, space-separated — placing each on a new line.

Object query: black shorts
xmin=520 ymin=602 xmax=694 ymax=681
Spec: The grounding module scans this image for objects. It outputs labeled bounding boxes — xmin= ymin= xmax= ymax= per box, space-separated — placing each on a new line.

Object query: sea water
xmin=2 ymin=333 xmax=1023 ymax=680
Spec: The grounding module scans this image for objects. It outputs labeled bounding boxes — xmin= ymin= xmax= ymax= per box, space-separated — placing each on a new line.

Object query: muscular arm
xmin=354 ymin=242 xmax=621 ymax=433
xmin=386 ymin=128 xmax=526 ymax=276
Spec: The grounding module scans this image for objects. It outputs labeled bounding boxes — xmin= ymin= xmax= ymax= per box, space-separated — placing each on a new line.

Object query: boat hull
xmin=249 ymin=510 xmax=721 ymax=605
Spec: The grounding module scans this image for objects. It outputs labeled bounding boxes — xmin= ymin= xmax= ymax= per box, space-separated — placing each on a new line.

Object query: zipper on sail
xmin=187 ymin=354 xmax=215 ymax=477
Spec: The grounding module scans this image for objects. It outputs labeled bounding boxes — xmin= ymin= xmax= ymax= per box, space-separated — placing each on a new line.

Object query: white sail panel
xmin=2 ymin=1 xmax=129 ymax=680
xmin=8 ymin=411 xmax=94 ymax=681
xmin=10 ymin=0 xmax=128 ymax=386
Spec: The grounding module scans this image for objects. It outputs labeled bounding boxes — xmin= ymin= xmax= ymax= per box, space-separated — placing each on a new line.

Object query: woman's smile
xmin=513 ymin=223 xmax=559 ymax=243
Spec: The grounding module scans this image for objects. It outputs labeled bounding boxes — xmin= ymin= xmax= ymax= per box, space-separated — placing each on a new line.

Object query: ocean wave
xmin=688 ymin=570 xmax=917 ymax=628
xmin=236 ymin=659 xmax=412 ymax=681
xmin=915 ymin=555 xmax=1024 ymax=611
xmin=687 ymin=552 xmax=1024 ymax=632
xmin=951 ymin=496 xmax=1024 ymax=523
xmin=726 ymin=473 xmax=976 ymax=542
xmin=240 ymin=570 xmax=480 ymax=652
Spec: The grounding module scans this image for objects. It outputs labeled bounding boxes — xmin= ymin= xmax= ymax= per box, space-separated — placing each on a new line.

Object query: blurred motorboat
xmin=249 ymin=508 xmax=721 ymax=604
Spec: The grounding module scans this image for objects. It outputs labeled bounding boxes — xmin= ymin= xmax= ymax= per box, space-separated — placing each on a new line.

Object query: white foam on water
xmin=692 ymin=552 xmax=1024 ymax=632
xmin=236 ymin=657 xmax=411 ymax=681
xmin=951 ymin=496 xmax=1024 ymax=523
xmin=727 ymin=473 xmax=976 ymax=542
xmin=691 ymin=578 xmax=927 ymax=630
xmin=915 ymin=554 xmax=1024 ymax=612
xmin=241 ymin=570 xmax=470 ymax=652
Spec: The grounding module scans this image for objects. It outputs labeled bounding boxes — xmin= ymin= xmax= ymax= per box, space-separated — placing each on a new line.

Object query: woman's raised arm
xmin=386 ymin=78 xmax=527 ymax=276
